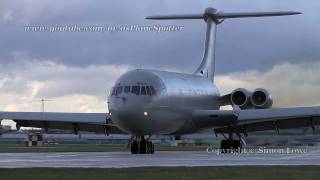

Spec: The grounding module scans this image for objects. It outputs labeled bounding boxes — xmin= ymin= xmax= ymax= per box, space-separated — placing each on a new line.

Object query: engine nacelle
xmin=230 ymin=88 xmax=252 ymax=109
xmin=250 ymin=88 xmax=273 ymax=109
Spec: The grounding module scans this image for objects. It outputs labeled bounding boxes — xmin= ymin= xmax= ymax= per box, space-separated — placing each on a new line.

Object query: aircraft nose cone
xmin=111 ymin=108 xmax=154 ymax=135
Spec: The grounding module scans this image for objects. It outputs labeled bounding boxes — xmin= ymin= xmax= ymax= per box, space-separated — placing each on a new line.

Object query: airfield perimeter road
xmin=1 ymin=149 xmax=320 ymax=168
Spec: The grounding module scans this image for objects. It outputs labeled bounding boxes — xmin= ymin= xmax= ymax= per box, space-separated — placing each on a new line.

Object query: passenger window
xmin=116 ymin=86 xmax=123 ymax=96
xmin=150 ymin=86 xmax=156 ymax=95
xmin=146 ymin=86 xmax=151 ymax=96
xmin=141 ymin=86 xmax=146 ymax=95
xmin=124 ymin=86 xmax=131 ymax=93
xmin=131 ymin=86 xmax=140 ymax=95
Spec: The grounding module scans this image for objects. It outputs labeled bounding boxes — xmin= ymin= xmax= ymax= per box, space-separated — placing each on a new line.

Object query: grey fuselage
xmin=107 ymin=69 xmax=220 ymax=135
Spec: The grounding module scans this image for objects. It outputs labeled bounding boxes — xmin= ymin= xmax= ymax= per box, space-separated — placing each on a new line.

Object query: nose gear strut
xmin=129 ymin=135 xmax=154 ymax=154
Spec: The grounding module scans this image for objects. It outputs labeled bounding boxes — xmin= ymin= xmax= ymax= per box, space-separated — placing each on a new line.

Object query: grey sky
xmin=1 ymin=0 xmax=319 ymax=73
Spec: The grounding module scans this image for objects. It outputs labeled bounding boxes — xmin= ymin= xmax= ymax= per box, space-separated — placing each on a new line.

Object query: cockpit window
xmin=115 ymin=86 xmax=123 ymax=96
xmin=141 ymin=86 xmax=146 ymax=95
xmin=111 ymin=87 xmax=116 ymax=96
xmin=112 ymin=85 xmax=156 ymax=96
xmin=124 ymin=86 xmax=131 ymax=93
xmin=131 ymin=86 xmax=140 ymax=95
xmin=146 ymin=86 xmax=151 ymax=96
xmin=150 ymin=86 xmax=156 ymax=95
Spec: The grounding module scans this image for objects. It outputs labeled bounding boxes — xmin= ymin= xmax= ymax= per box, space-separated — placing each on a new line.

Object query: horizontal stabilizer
xmin=216 ymin=11 xmax=301 ymax=19
xmin=146 ymin=8 xmax=301 ymax=21
xmin=146 ymin=14 xmax=203 ymax=20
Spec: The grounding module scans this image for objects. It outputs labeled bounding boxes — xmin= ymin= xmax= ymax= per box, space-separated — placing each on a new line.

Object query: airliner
xmin=1 ymin=8 xmax=319 ymax=154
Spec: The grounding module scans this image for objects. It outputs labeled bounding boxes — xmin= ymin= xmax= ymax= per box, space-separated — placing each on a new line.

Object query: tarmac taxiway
xmin=0 ymin=148 xmax=319 ymax=168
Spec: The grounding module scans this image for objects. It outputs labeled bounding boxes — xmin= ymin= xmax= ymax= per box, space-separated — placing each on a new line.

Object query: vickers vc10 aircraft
xmin=1 ymin=8 xmax=319 ymax=154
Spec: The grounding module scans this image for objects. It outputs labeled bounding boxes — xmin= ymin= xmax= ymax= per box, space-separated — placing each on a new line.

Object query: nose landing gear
xmin=129 ymin=136 xmax=154 ymax=154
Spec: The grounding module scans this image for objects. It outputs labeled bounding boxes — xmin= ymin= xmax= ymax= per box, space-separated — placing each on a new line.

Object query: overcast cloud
xmin=0 ymin=0 xmax=320 ymax=121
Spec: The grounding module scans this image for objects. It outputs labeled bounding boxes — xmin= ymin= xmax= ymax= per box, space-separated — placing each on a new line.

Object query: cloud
xmin=0 ymin=0 xmax=92 ymax=24
xmin=0 ymin=59 xmax=129 ymax=112
xmin=0 ymin=58 xmax=130 ymax=128
xmin=216 ymin=62 xmax=320 ymax=107
xmin=0 ymin=0 xmax=319 ymax=74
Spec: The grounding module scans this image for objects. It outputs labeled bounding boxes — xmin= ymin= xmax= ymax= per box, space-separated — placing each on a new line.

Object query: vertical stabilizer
xmin=194 ymin=8 xmax=218 ymax=81
xmin=146 ymin=8 xmax=301 ymax=82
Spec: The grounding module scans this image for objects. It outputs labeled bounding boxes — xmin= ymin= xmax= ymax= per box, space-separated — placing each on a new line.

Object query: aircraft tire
xmin=220 ymin=140 xmax=227 ymax=153
xmin=131 ymin=141 xmax=139 ymax=154
xmin=232 ymin=140 xmax=241 ymax=153
xmin=139 ymin=139 xmax=147 ymax=154
xmin=147 ymin=141 xmax=155 ymax=154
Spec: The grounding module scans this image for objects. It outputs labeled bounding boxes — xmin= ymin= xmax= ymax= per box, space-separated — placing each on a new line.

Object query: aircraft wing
xmin=192 ymin=107 xmax=320 ymax=135
xmin=0 ymin=125 xmax=11 ymax=135
xmin=0 ymin=112 xmax=126 ymax=134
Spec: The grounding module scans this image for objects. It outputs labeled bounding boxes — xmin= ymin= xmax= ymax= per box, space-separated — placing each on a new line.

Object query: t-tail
xmin=146 ymin=8 xmax=301 ymax=82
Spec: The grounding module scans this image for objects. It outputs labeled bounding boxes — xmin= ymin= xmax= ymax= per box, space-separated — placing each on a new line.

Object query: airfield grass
xmin=0 ymin=145 xmax=207 ymax=153
xmin=0 ymin=166 xmax=319 ymax=180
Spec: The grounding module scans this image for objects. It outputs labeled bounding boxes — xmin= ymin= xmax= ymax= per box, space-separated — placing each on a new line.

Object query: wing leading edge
xmin=192 ymin=107 xmax=320 ymax=135
xmin=0 ymin=112 xmax=125 ymax=134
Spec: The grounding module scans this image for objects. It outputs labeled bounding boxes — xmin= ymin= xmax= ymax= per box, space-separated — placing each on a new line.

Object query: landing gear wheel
xmin=147 ymin=141 xmax=154 ymax=154
xmin=129 ymin=136 xmax=155 ymax=154
xmin=139 ymin=139 xmax=147 ymax=154
xmin=220 ymin=140 xmax=224 ymax=153
xmin=232 ymin=140 xmax=241 ymax=153
xmin=220 ymin=139 xmax=242 ymax=153
xmin=151 ymin=142 xmax=154 ymax=154
xmin=131 ymin=141 xmax=138 ymax=154
xmin=220 ymin=140 xmax=229 ymax=153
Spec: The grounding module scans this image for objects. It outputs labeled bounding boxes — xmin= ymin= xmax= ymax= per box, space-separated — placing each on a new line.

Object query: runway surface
xmin=1 ymin=148 xmax=320 ymax=168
